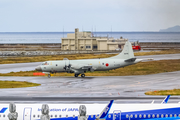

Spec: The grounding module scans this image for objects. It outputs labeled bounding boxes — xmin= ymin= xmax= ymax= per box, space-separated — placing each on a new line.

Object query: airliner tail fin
xmin=98 ymin=100 xmax=114 ymax=119
xmin=161 ymin=95 xmax=170 ymax=104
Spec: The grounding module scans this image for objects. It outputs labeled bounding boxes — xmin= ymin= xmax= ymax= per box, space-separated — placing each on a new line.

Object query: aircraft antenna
xmin=111 ymin=25 xmax=112 ymax=38
xmin=63 ymin=26 xmax=64 ymax=38
xmin=95 ymin=26 xmax=96 ymax=37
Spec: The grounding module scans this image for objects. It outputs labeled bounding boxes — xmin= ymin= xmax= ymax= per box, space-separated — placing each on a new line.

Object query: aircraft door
xmin=113 ymin=110 xmax=121 ymax=120
xmin=23 ymin=108 xmax=32 ymax=120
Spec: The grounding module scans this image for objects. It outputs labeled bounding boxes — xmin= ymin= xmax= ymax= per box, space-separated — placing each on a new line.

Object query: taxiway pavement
xmin=0 ymin=71 xmax=179 ymax=99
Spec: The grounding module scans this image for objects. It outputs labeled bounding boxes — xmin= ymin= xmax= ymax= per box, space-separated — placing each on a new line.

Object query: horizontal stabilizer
xmin=125 ymin=58 xmax=136 ymax=62
xmin=98 ymin=100 xmax=114 ymax=119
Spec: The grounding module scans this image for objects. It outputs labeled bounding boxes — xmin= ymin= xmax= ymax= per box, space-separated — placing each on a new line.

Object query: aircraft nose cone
xmin=35 ymin=66 xmax=42 ymax=71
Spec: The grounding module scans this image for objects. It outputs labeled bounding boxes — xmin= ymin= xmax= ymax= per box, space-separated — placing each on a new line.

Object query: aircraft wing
xmin=70 ymin=64 xmax=94 ymax=73
xmin=71 ymin=64 xmax=92 ymax=70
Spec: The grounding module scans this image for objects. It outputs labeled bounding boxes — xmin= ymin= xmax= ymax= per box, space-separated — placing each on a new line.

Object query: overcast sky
xmin=0 ymin=0 xmax=180 ymax=32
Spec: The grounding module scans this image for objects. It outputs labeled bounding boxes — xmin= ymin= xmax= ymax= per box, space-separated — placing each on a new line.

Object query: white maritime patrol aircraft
xmin=35 ymin=41 xmax=142 ymax=78
xmin=0 ymin=97 xmax=179 ymax=120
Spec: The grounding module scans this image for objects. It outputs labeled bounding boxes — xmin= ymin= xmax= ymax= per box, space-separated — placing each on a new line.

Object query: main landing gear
xmin=74 ymin=74 xmax=85 ymax=78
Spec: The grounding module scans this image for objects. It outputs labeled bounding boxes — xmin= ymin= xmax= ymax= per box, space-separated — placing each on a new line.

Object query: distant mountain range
xmin=159 ymin=25 xmax=180 ymax=32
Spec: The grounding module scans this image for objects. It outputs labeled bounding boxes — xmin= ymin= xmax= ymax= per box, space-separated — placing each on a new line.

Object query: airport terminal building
xmin=61 ymin=28 xmax=128 ymax=51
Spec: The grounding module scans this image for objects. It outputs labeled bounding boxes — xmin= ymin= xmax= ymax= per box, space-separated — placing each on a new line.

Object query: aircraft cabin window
xmin=51 ymin=115 xmax=53 ymax=118
xmin=3 ymin=115 xmax=5 ymax=117
xmin=165 ymin=114 xmax=168 ymax=117
xmin=102 ymin=63 xmax=104 ymax=65
xmin=174 ymin=114 xmax=177 ymax=117
xmin=170 ymin=114 xmax=172 ymax=117
xmin=152 ymin=114 xmax=155 ymax=118
xmin=130 ymin=114 xmax=133 ymax=118
xmin=0 ymin=115 xmax=1 ymax=117
xmin=143 ymin=114 xmax=146 ymax=118
xmin=135 ymin=114 xmax=137 ymax=118
xmin=73 ymin=115 xmax=75 ymax=118
xmin=157 ymin=114 xmax=159 ymax=118
xmin=59 ymin=115 xmax=61 ymax=118
xmin=66 ymin=115 xmax=68 ymax=118
xmin=179 ymin=114 xmax=180 ymax=117
xmin=108 ymin=115 xmax=111 ymax=118
xmin=33 ymin=115 xmax=35 ymax=118
xmin=126 ymin=114 xmax=129 ymax=118
xmin=56 ymin=64 xmax=58 ymax=66
xmin=148 ymin=114 xmax=150 ymax=118
xmin=38 ymin=115 xmax=40 ymax=118
xmin=55 ymin=115 xmax=57 ymax=118
xmin=87 ymin=115 xmax=89 ymax=118
xmin=161 ymin=114 xmax=164 ymax=118
xmin=139 ymin=114 xmax=142 ymax=118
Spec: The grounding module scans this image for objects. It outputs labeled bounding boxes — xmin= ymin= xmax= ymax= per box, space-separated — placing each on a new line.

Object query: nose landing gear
xmin=48 ymin=74 xmax=51 ymax=78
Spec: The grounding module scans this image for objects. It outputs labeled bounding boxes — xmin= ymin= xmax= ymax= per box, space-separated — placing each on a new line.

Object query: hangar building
xmin=61 ymin=28 xmax=128 ymax=51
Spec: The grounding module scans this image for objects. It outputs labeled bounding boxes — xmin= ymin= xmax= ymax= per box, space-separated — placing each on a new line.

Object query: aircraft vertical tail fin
xmin=109 ymin=41 xmax=135 ymax=59
xmin=161 ymin=95 xmax=170 ymax=104
xmin=97 ymin=100 xmax=114 ymax=119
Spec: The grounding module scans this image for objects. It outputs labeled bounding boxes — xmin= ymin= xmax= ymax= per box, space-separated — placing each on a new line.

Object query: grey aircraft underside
xmin=35 ymin=41 xmax=142 ymax=78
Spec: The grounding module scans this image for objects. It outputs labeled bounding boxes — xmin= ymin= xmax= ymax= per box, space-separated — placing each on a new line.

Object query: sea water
xmin=0 ymin=32 xmax=180 ymax=44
